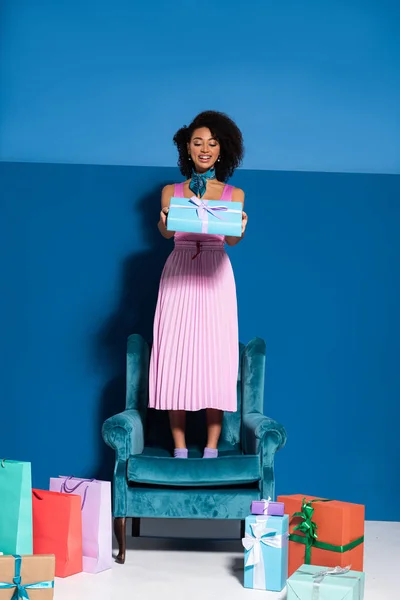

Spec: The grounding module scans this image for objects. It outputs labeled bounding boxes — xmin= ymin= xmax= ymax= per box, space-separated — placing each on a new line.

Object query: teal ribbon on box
xmin=297 ymin=566 xmax=362 ymax=600
xmin=0 ymin=555 xmax=54 ymax=600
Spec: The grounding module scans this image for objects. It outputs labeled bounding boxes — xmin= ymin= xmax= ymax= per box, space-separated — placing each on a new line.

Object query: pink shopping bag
xmin=49 ymin=476 xmax=112 ymax=573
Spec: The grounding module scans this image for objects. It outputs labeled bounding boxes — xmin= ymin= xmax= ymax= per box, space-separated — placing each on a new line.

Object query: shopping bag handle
xmin=60 ymin=476 xmax=96 ymax=510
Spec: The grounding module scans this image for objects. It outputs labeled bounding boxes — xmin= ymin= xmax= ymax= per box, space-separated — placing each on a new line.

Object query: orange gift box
xmin=277 ymin=494 xmax=365 ymax=577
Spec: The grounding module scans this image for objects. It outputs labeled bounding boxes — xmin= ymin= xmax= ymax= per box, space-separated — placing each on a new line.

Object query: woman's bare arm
xmin=158 ymin=184 xmax=175 ymax=239
xmin=225 ymin=187 xmax=247 ymax=246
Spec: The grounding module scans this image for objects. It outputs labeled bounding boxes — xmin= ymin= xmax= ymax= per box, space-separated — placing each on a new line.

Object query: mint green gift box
xmin=0 ymin=459 xmax=33 ymax=554
xmin=287 ymin=564 xmax=365 ymax=600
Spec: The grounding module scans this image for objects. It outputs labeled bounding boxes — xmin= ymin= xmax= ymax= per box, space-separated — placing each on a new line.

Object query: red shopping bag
xmin=32 ymin=489 xmax=83 ymax=578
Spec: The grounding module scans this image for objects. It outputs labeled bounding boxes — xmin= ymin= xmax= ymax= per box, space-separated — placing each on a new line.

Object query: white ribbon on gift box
xmin=261 ymin=496 xmax=272 ymax=514
xmin=242 ymin=518 xmax=287 ymax=590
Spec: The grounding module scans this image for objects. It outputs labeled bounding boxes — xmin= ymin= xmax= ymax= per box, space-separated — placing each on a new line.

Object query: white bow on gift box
xmin=242 ymin=519 xmax=287 ymax=590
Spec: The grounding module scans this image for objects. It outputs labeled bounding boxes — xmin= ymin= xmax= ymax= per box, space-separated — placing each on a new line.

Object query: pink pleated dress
xmin=148 ymin=182 xmax=239 ymax=412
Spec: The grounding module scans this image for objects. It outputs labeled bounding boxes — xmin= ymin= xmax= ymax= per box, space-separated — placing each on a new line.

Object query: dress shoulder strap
xmin=220 ymin=184 xmax=234 ymax=201
xmin=174 ymin=183 xmax=185 ymax=197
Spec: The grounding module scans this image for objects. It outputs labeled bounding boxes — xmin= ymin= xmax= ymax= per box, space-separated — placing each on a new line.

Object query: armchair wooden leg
xmin=114 ymin=517 xmax=126 ymax=564
xmin=131 ymin=517 xmax=141 ymax=537
xmin=240 ymin=519 xmax=245 ymax=539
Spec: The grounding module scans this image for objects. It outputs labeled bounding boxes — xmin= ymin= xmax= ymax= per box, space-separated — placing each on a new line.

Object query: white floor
xmin=54 ymin=520 xmax=399 ymax=599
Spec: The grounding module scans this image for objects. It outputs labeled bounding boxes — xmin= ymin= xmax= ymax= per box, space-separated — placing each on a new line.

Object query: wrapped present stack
xmin=241 ymin=494 xmax=366 ymax=598
xmin=242 ymin=497 xmax=288 ymax=592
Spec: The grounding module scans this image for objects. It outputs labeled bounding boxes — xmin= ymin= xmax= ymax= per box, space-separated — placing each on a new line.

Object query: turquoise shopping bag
xmin=0 ymin=459 xmax=33 ymax=554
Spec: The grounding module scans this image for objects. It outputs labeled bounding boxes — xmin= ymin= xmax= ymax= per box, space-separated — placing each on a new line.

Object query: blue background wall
xmin=1 ymin=1 xmax=399 ymax=521
xmin=1 ymin=0 xmax=399 ymax=173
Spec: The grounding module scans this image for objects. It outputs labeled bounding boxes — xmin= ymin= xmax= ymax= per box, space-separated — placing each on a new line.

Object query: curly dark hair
xmin=173 ymin=110 xmax=244 ymax=182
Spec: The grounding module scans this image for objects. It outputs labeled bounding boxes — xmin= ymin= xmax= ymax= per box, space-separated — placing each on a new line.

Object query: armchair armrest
xmin=242 ymin=412 xmax=287 ymax=500
xmin=102 ymin=408 xmax=145 ymax=462
xmin=242 ymin=412 xmax=287 ymax=456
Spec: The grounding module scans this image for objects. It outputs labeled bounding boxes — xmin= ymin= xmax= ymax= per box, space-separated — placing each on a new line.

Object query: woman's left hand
xmin=242 ymin=211 xmax=248 ymax=235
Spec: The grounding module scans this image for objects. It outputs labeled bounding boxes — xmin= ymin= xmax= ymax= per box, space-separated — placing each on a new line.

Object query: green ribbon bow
xmin=289 ymin=498 xmax=364 ymax=564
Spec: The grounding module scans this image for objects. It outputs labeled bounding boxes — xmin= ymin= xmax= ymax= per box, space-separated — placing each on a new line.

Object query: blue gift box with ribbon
xmin=242 ymin=514 xmax=289 ymax=592
xmin=167 ymin=196 xmax=243 ymax=236
xmin=287 ymin=564 xmax=365 ymax=600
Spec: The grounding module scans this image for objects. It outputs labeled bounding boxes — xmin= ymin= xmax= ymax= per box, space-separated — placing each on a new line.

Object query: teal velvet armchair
xmin=102 ymin=334 xmax=286 ymax=563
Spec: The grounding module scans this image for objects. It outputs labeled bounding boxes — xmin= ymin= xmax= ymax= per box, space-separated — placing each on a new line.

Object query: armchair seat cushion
xmin=127 ymin=451 xmax=261 ymax=487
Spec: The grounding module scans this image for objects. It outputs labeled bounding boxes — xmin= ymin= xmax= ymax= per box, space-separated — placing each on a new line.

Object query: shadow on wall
xmin=95 ymin=184 xmax=172 ymax=480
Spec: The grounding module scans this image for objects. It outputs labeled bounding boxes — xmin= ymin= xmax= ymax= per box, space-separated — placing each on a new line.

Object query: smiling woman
xmin=174 ymin=110 xmax=244 ymax=183
xmin=149 ymin=111 xmax=247 ymax=457
xmin=191 ymin=131 xmax=219 ymax=167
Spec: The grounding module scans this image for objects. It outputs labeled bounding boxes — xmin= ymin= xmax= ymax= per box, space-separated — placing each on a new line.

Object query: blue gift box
xmin=242 ymin=514 xmax=289 ymax=592
xmin=287 ymin=564 xmax=365 ymax=600
xmin=167 ymin=196 xmax=242 ymax=236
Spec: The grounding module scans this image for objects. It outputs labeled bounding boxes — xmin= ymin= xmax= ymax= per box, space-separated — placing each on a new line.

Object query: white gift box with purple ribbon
xmin=167 ymin=196 xmax=243 ymax=236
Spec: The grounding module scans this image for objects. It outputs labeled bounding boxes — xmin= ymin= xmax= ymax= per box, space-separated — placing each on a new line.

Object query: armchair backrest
xmin=125 ymin=334 xmax=266 ymax=452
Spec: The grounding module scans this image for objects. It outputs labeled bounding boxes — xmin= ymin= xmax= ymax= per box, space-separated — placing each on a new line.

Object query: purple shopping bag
xmin=49 ymin=476 xmax=112 ymax=573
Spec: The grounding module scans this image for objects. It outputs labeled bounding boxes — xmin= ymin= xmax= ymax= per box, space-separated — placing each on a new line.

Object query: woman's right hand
xmin=158 ymin=185 xmax=175 ymax=239
xmin=160 ymin=206 xmax=169 ymax=228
